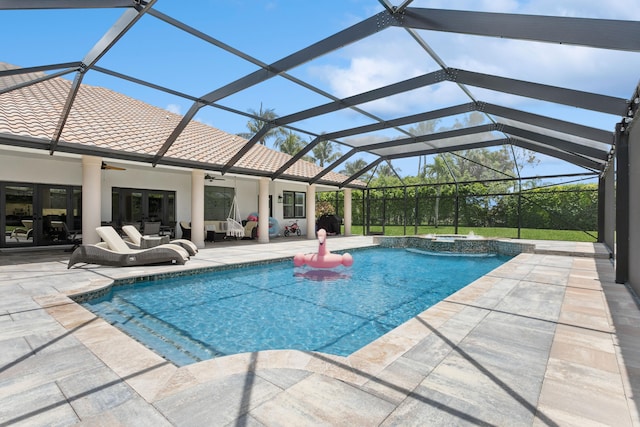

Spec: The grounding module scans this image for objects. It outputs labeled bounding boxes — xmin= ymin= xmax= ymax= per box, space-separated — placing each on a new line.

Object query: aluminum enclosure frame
xmin=1 ymin=2 xmax=636 ymax=189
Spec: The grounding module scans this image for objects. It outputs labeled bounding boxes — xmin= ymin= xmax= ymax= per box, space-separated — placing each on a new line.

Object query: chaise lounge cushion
xmin=122 ymin=225 xmax=198 ymax=256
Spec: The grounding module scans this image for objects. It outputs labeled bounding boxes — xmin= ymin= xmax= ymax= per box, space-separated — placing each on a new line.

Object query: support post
xmin=365 ymin=189 xmax=370 ymax=235
xmin=517 ymin=181 xmax=522 ymax=239
xmin=403 ymin=186 xmax=408 ymax=235
xmin=597 ymin=175 xmax=605 ymax=243
xmin=258 ymin=178 xmax=270 ymax=243
xmin=454 ymin=184 xmax=459 ymax=235
xmin=81 ymin=155 xmax=102 ymax=244
xmin=603 ymin=162 xmax=616 ymax=254
xmin=306 ymin=184 xmax=316 ymax=239
xmin=344 ymin=188 xmax=352 ymax=236
xmin=191 ymin=170 xmax=205 ymax=249
xmin=616 ymin=122 xmax=629 ymax=284
xmin=414 ymin=187 xmax=419 ymax=235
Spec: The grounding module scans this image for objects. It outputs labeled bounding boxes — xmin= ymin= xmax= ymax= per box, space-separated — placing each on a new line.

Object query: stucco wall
xmin=0 ymin=150 xmax=82 ymax=185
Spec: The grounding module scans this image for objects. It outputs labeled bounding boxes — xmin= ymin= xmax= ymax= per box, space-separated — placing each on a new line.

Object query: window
xmin=283 ymin=191 xmax=306 ymax=219
xmin=112 ymin=188 xmax=176 ymax=226
xmin=204 ymin=186 xmax=234 ymax=220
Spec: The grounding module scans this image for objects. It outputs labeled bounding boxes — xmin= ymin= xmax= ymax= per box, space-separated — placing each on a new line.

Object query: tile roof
xmin=0 ymin=62 xmax=364 ymax=187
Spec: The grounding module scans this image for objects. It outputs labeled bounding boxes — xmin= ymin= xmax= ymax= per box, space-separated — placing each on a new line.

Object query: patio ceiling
xmin=1 ymin=1 xmax=638 ymax=187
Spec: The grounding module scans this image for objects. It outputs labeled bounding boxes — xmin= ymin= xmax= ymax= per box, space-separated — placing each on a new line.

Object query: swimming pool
xmin=81 ymin=247 xmax=510 ymax=366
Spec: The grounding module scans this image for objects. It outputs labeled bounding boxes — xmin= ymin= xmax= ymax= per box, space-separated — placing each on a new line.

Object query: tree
xmin=312 ymin=139 xmax=342 ymax=167
xmin=340 ymin=158 xmax=368 ymax=176
xmin=237 ymin=104 xmax=280 ymax=146
xmin=424 ymin=154 xmax=453 ymax=227
xmin=407 ymin=119 xmax=440 ymax=178
xmin=375 ymin=163 xmax=396 ymax=178
xmin=273 ymin=129 xmax=302 ymax=154
xmin=273 ymin=129 xmax=315 ymax=162
xmin=368 ymin=162 xmax=403 ymax=188
xmin=338 ymin=158 xmax=373 ymax=183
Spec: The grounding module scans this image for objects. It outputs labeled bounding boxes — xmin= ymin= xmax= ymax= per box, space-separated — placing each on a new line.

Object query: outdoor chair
xmin=226 ymin=217 xmax=245 ymax=239
xmin=68 ymin=226 xmax=189 ymax=268
xmin=61 ymin=222 xmax=82 ymax=251
xmin=122 ymin=225 xmax=198 ymax=256
xmin=179 ymin=221 xmax=191 ymax=239
xmin=243 ymin=220 xmax=258 ymax=239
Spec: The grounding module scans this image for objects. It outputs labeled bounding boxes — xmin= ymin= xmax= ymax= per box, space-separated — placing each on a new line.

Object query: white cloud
xmin=306 ymin=1 xmax=639 ymax=118
xmin=166 ymin=104 xmax=182 ymax=115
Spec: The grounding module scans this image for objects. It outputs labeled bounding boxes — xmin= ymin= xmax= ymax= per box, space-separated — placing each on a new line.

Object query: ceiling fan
xmin=205 ymin=174 xmax=225 ymax=182
xmin=101 ymin=161 xmax=126 ymax=171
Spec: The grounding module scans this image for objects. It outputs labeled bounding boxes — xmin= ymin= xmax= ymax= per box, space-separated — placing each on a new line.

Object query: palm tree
xmin=340 ymin=158 xmax=368 ymax=176
xmin=311 ymin=139 xmax=342 ymax=167
xmin=273 ymin=129 xmax=302 ymax=154
xmin=273 ymin=130 xmax=315 ymax=162
xmin=424 ymin=154 xmax=453 ymax=228
xmin=340 ymin=158 xmax=371 ymax=181
xmin=237 ymin=104 xmax=280 ymax=146
xmin=408 ymin=120 xmax=439 ymax=178
xmin=375 ymin=163 xmax=398 ymax=178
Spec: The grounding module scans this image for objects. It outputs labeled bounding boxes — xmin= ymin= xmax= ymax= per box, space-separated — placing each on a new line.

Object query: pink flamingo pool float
xmin=294 ymin=228 xmax=353 ymax=268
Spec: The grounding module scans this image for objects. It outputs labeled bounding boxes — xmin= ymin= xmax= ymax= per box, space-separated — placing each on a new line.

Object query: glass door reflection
xmin=4 ymin=184 xmax=34 ymax=246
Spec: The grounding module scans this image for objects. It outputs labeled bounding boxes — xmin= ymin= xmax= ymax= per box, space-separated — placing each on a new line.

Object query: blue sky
xmin=2 ymin=0 xmax=639 ymax=181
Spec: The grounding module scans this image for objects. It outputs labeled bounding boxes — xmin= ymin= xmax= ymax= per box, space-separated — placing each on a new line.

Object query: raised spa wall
xmin=372 ymin=235 xmax=535 ymax=257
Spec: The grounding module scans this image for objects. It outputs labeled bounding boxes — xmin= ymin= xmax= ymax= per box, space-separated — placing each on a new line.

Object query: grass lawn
xmin=345 ymin=225 xmax=597 ymax=242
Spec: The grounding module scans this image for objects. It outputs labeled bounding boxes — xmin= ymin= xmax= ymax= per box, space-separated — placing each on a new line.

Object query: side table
xmin=140 ymin=235 xmax=170 ymax=249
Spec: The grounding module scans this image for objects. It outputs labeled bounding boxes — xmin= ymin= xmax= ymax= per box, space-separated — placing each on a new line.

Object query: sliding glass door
xmin=112 ymin=187 xmax=176 ymax=228
xmin=1 ymin=182 xmax=81 ymax=247
xmin=3 ymin=184 xmax=34 ymax=247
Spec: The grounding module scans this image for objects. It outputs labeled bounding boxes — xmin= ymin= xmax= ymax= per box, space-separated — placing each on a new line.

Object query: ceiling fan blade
xmin=205 ymin=174 xmax=225 ymax=181
xmin=101 ymin=162 xmax=126 ymax=171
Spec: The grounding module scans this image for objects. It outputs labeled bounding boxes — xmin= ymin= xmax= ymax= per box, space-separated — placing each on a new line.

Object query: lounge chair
xmin=122 ymin=225 xmax=198 ymax=256
xmin=9 ymin=219 xmax=33 ymax=242
xmin=68 ymin=226 xmax=189 ymax=268
xmin=60 ymin=222 xmax=82 ymax=251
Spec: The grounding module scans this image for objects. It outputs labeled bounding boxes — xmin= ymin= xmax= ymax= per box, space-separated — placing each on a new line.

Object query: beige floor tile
xmin=550 ymin=340 xmax=620 ymax=373
xmin=538 ymin=377 xmax=632 ymax=426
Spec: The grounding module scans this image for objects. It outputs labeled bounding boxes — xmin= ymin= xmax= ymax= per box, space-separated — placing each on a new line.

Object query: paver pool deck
xmin=0 ymin=236 xmax=638 ymax=426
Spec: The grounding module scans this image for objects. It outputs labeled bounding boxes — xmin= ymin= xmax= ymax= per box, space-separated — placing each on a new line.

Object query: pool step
xmin=95 ymin=296 xmax=224 ymax=366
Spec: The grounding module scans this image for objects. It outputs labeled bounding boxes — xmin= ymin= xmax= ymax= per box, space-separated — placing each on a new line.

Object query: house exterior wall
xmin=0 ymin=149 xmax=82 ymax=186
xmin=1 ymin=147 xmax=332 ymax=243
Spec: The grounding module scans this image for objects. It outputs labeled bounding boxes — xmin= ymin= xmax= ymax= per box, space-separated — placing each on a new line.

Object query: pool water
xmin=83 ymin=247 xmax=510 ymax=366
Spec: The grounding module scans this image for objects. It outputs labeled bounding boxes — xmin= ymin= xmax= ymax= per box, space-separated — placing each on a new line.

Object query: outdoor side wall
xmin=629 ymin=120 xmax=640 ymax=293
